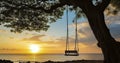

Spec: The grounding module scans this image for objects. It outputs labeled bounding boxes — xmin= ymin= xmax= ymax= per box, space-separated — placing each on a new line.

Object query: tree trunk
xmin=82 ymin=8 xmax=120 ymax=63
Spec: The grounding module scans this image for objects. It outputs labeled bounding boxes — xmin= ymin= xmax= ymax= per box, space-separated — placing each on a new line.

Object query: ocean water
xmin=0 ymin=53 xmax=103 ymax=62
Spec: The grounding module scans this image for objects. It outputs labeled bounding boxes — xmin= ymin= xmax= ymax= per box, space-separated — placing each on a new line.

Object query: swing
xmin=65 ymin=6 xmax=79 ymax=56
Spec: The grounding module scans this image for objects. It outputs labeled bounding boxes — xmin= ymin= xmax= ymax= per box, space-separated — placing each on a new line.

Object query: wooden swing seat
xmin=65 ymin=50 xmax=79 ymax=56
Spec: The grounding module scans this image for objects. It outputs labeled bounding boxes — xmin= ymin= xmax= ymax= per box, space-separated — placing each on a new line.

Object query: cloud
xmin=9 ymin=37 xmax=15 ymax=39
xmin=0 ymin=48 xmax=30 ymax=54
xmin=79 ymin=43 xmax=88 ymax=48
xmin=66 ymin=22 xmax=96 ymax=43
xmin=56 ymin=36 xmax=101 ymax=53
xmin=106 ymin=12 xmax=120 ymax=24
xmin=56 ymin=35 xmax=97 ymax=47
xmin=21 ymin=35 xmax=64 ymax=48
xmin=0 ymin=29 xmax=6 ymax=33
xmin=56 ymin=37 xmax=74 ymax=43
xmin=0 ymin=48 xmax=19 ymax=51
xmin=57 ymin=21 xmax=98 ymax=48
xmin=105 ymin=12 xmax=120 ymax=40
xmin=22 ymin=35 xmax=45 ymax=42
xmin=70 ymin=12 xmax=120 ymax=43
xmin=76 ymin=21 xmax=97 ymax=43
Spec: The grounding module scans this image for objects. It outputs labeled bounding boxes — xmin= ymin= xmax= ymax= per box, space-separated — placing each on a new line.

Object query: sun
xmin=29 ymin=44 xmax=41 ymax=53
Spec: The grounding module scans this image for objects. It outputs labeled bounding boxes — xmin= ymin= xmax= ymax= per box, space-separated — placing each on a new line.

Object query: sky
xmin=0 ymin=9 xmax=120 ymax=54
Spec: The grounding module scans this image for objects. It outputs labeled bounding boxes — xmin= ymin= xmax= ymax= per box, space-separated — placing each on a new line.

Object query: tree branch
xmin=96 ymin=0 xmax=111 ymax=12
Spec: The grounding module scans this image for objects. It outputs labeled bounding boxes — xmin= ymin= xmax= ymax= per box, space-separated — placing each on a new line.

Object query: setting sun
xmin=29 ymin=44 xmax=41 ymax=53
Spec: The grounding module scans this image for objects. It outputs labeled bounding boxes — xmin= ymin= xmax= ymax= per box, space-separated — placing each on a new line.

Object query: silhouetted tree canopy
xmin=0 ymin=0 xmax=120 ymax=32
xmin=111 ymin=0 xmax=120 ymax=10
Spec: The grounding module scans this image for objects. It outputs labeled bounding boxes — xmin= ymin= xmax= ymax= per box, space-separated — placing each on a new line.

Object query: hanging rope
xmin=75 ymin=10 xmax=77 ymax=50
xmin=66 ymin=6 xmax=79 ymax=51
xmin=66 ymin=5 xmax=69 ymax=51
xmin=75 ymin=9 xmax=79 ymax=51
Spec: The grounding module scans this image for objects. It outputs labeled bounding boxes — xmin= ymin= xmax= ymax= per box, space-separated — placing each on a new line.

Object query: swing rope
xmin=75 ymin=10 xmax=78 ymax=51
xmin=66 ymin=5 xmax=69 ymax=51
xmin=74 ymin=10 xmax=79 ymax=51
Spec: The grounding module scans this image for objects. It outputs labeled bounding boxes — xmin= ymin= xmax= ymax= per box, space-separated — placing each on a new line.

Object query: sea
xmin=0 ymin=53 xmax=103 ymax=63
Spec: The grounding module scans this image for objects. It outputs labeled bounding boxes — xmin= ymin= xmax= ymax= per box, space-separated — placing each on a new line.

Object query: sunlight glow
xmin=30 ymin=44 xmax=40 ymax=53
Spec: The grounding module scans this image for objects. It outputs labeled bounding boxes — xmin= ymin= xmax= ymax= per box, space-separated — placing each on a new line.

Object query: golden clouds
xmin=79 ymin=43 xmax=88 ymax=48
xmin=0 ymin=48 xmax=30 ymax=54
xmin=0 ymin=21 xmax=102 ymax=54
xmin=68 ymin=21 xmax=102 ymax=53
xmin=78 ymin=32 xmax=87 ymax=38
xmin=20 ymin=35 xmax=66 ymax=53
xmin=22 ymin=35 xmax=45 ymax=41
xmin=0 ymin=29 xmax=6 ymax=33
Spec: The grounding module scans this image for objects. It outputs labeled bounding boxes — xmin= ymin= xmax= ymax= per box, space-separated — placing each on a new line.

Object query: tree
xmin=0 ymin=0 xmax=120 ymax=63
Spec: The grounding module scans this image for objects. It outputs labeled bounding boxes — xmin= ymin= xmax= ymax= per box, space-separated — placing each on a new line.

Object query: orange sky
xmin=0 ymin=22 xmax=102 ymax=54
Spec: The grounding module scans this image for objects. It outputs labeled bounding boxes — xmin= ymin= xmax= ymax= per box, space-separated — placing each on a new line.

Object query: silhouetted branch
xmin=96 ymin=0 xmax=111 ymax=11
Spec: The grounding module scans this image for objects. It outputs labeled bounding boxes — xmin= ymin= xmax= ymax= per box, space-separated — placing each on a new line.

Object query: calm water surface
xmin=0 ymin=53 xmax=103 ymax=62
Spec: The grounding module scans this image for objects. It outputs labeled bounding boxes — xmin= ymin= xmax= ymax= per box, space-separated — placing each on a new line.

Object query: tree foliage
xmin=111 ymin=0 xmax=120 ymax=10
xmin=0 ymin=0 xmax=120 ymax=33
xmin=0 ymin=0 xmax=64 ymax=32
xmin=105 ymin=0 xmax=120 ymax=15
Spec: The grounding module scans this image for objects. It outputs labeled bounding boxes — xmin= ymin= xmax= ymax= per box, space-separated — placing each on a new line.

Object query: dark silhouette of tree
xmin=0 ymin=0 xmax=120 ymax=63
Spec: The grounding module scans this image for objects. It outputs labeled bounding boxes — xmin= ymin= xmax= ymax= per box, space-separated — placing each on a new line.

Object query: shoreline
xmin=42 ymin=60 xmax=103 ymax=63
xmin=0 ymin=59 xmax=103 ymax=63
